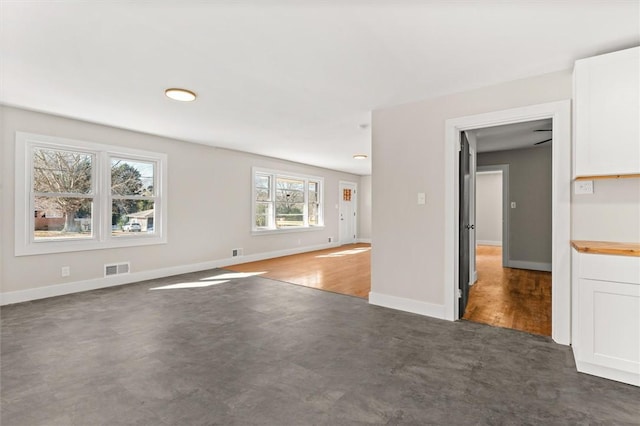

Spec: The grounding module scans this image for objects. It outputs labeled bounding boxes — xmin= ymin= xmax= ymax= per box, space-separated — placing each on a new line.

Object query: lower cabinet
xmin=572 ymin=250 xmax=640 ymax=386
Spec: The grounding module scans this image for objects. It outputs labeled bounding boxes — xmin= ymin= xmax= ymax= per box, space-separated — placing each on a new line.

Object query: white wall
xmin=358 ymin=175 xmax=372 ymax=241
xmin=475 ymin=171 xmax=502 ymax=246
xmin=1 ymin=106 xmax=361 ymax=300
xmin=478 ymin=146 xmax=553 ymax=266
xmin=572 ymin=178 xmax=640 ymax=243
xmin=370 ymin=70 xmax=573 ymax=310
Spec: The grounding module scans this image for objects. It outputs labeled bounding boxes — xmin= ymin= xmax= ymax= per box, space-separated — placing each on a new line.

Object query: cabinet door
xmin=574 ymin=47 xmax=640 ymax=177
xmin=578 ymin=278 xmax=640 ymax=375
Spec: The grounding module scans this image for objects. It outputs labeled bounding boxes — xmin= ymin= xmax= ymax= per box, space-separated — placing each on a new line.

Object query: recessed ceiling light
xmin=165 ymin=88 xmax=197 ymax=102
xmin=353 ymin=154 xmax=368 ymax=160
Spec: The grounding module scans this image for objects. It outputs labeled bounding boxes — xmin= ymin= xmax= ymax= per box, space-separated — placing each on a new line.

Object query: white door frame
xmin=444 ymin=100 xmax=571 ymax=345
xmin=476 ymin=165 xmax=510 ymax=268
xmin=338 ymin=181 xmax=358 ymax=244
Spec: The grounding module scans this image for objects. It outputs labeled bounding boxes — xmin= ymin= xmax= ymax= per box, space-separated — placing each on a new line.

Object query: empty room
xmin=1 ymin=2 xmax=640 ymax=425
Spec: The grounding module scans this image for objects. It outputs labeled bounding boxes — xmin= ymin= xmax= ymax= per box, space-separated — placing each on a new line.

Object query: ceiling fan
xmin=533 ymin=129 xmax=552 ymax=145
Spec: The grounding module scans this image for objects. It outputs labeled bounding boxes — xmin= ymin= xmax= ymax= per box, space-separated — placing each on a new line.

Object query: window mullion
xmin=303 ymin=179 xmax=309 ymax=227
xmin=270 ymin=173 xmax=276 ymax=229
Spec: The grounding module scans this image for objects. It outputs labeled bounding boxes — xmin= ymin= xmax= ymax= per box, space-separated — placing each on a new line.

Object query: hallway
xmin=463 ymin=245 xmax=552 ymax=336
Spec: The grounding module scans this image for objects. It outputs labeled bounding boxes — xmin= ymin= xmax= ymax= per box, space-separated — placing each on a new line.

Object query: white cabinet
xmin=573 ymin=47 xmax=640 ymax=177
xmin=572 ymin=249 xmax=640 ymax=386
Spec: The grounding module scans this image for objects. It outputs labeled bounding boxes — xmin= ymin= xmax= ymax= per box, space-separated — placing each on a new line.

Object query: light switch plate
xmin=417 ymin=192 xmax=426 ymax=205
xmin=510 ymin=201 xmax=516 ymax=209
xmin=575 ymin=180 xmax=594 ymax=195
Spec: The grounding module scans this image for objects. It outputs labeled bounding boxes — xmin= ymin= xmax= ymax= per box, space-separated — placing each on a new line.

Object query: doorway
xmin=339 ymin=181 xmax=358 ymax=245
xmin=466 ymin=147 xmax=552 ymax=336
xmin=444 ymin=101 xmax=571 ymax=345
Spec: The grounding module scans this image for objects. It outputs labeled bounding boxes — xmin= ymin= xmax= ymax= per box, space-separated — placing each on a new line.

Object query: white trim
xmin=575 ymin=360 xmax=640 ymax=387
xmin=0 ymin=242 xmax=340 ymax=306
xmin=477 ymin=240 xmax=502 ymax=246
xmin=357 ymin=238 xmax=372 ymax=244
xmin=507 ymin=260 xmax=552 ymax=272
xmin=444 ymin=100 xmax=572 ymax=345
xmin=251 ymin=166 xmax=325 ymax=233
xmin=368 ymin=292 xmax=446 ymax=319
xmin=14 ymin=132 xmax=168 ymax=256
xmin=477 ymin=164 xmax=509 ymax=267
xmin=338 ymin=180 xmax=358 ymax=244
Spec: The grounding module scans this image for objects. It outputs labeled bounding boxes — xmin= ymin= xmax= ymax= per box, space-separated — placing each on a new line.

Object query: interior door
xmin=339 ymin=182 xmax=357 ymax=245
xmin=459 ymin=132 xmax=472 ymax=317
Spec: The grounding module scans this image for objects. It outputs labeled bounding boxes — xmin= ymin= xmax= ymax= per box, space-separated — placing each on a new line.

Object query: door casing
xmin=444 ymin=100 xmax=571 ymax=345
xmin=338 ymin=181 xmax=358 ymax=244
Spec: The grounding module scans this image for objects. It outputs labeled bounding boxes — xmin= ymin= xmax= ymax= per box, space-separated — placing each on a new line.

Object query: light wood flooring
xmin=463 ymin=245 xmax=552 ymax=336
xmin=226 ymin=243 xmax=550 ymax=336
xmin=224 ymin=243 xmax=371 ymax=298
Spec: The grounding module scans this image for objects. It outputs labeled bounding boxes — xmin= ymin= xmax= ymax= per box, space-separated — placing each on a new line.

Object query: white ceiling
xmin=1 ymin=1 xmax=638 ymax=175
xmin=473 ymin=119 xmax=553 ymax=153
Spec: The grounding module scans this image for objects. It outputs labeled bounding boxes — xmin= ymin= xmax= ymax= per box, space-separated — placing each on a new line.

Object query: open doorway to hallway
xmin=464 ymin=245 xmax=552 ymax=335
xmin=460 ymin=119 xmax=553 ymax=336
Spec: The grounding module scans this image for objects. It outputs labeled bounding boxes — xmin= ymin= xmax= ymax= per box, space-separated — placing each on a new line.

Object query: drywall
xmin=1 ymin=106 xmax=360 ymax=298
xmin=572 ymin=178 xmax=640 ymax=243
xmin=478 ymin=146 xmax=552 ymax=267
xmin=358 ymin=175 xmax=372 ymax=241
xmin=371 ymin=70 xmax=572 ymax=309
xmin=475 ymin=171 xmax=502 ymax=246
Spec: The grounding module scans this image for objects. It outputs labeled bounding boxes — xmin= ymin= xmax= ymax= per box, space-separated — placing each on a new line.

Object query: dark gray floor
xmin=2 ymin=269 xmax=639 ymax=425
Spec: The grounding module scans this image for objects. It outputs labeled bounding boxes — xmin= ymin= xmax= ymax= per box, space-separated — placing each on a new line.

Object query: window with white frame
xmin=253 ymin=168 xmax=323 ymax=232
xmin=15 ymin=132 xmax=167 ymax=256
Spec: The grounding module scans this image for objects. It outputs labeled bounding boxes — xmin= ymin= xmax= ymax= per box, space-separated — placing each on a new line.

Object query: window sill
xmin=252 ymin=226 xmax=325 ymax=236
xmin=15 ymin=234 xmax=167 ymax=256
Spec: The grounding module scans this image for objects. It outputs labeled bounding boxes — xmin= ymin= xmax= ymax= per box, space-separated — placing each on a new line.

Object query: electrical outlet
xmin=510 ymin=201 xmax=516 ymax=209
xmin=61 ymin=266 xmax=70 ymax=277
xmin=575 ymin=180 xmax=594 ymax=195
xmin=417 ymin=192 xmax=426 ymax=205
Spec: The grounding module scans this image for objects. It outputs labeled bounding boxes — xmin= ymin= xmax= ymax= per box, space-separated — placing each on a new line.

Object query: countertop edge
xmin=571 ymin=240 xmax=640 ymax=257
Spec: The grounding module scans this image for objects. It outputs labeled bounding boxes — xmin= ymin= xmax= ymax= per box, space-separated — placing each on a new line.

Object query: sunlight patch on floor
xmin=201 ymin=271 xmax=266 ymax=280
xmin=149 ymin=271 xmax=266 ymax=291
xmin=150 ymin=280 xmax=230 ymax=290
xmin=316 ymin=247 xmax=371 ymax=258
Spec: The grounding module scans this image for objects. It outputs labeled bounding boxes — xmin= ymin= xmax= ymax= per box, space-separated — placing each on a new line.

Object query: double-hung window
xmin=253 ymin=168 xmax=323 ymax=232
xmin=15 ymin=132 xmax=167 ymax=255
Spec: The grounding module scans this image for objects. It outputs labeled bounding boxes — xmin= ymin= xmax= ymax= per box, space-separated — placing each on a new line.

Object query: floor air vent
xmin=105 ymin=262 xmax=130 ymax=277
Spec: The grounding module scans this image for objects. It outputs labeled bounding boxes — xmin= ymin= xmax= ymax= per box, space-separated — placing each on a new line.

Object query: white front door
xmin=339 ymin=181 xmax=357 ymax=245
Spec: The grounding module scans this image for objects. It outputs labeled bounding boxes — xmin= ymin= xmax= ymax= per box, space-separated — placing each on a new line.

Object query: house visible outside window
xmin=253 ymin=168 xmax=324 ymax=233
xmin=32 ymin=147 xmax=95 ymax=240
xmin=15 ymin=132 xmax=167 ymax=256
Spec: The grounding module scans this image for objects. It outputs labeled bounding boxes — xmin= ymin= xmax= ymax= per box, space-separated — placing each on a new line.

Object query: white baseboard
xmin=575 ymin=360 xmax=639 ymax=387
xmin=357 ymin=238 xmax=372 ymax=244
xmin=368 ymin=292 xmax=446 ymax=320
xmin=477 ymin=240 xmax=502 ymax=246
xmin=0 ymin=242 xmax=340 ymax=306
xmin=507 ymin=260 xmax=552 ymax=272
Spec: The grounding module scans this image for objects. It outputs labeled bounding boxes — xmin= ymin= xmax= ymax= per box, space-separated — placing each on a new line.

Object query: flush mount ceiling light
xmin=353 ymin=154 xmax=368 ymax=160
xmin=164 ymin=88 xmax=197 ymax=102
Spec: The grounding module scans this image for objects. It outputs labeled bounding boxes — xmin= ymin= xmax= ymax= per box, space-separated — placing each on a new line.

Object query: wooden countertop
xmin=571 ymin=240 xmax=640 ymax=257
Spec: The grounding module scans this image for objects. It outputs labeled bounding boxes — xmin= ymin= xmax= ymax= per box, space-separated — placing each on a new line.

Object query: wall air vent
xmin=105 ymin=262 xmax=130 ymax=277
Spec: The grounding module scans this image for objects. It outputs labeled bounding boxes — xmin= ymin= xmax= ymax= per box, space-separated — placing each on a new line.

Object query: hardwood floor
xmin=226 ymin=243 xmax=550 ymax=335
xmin=463 ymin=245 xmax=552 ymax=336
xmin=224 ymin=243 xmax=371 ymax=298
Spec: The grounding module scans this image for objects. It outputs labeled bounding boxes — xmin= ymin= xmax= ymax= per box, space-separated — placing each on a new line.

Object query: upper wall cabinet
xmin=574 ymin=47 xmax=640 ymax=178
